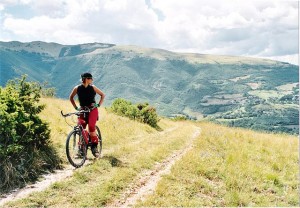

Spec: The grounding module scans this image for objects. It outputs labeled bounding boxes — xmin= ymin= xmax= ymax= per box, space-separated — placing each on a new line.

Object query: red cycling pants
xmin=80 ymin=107 xmax=98 ymax=133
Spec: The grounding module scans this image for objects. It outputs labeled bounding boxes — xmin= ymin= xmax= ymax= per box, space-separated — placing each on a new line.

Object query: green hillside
xmin=2 ymin=97 xmax=298 ymax=207
xmin=0 ymin=41 xmax=298 ymax=134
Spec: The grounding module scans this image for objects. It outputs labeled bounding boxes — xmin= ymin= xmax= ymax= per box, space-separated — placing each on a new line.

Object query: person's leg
xmin=88 ymin=108 xmax=99 ymax=144
xmin=79 ymin=114 xmax=87 ymax=129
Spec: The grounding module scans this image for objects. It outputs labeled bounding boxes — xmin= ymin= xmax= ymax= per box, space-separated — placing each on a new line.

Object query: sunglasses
xmin=86 ymin=77 xmax=93 ymax=80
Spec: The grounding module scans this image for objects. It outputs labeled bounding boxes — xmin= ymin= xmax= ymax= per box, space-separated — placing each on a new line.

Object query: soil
xmin=0 ymin=166 xmax=74 ymax=206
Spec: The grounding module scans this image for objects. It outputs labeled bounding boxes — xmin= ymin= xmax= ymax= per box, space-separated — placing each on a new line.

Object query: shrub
xmin=171 ymin=115 xmax=188 ymax=121
xmin=111 ymin=98 xmax=159 ymax=127
xmin=111 ymin=98 xmax=133 ymax=117
xmin=41 ymin=82 xmax=56 ymax=97
xmin=0 ymin=76 xmax=61 ymax=193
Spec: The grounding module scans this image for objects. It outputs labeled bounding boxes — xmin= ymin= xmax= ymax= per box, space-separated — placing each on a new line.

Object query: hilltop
xmin=0 ymin=41 xmax=298 ymax=133
xmin=1 ymin=97 xmax=298 ymax=207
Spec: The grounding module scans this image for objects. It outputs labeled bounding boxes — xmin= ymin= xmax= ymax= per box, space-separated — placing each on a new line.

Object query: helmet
xmin=81 ymin=72 xmax=93 ymax=79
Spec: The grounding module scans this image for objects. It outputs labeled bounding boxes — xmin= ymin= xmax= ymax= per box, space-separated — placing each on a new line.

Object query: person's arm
xmin=93 ymin=86 xmax=105 ymax=106
xmin=69 ymin=86 xmax=78 ymax=110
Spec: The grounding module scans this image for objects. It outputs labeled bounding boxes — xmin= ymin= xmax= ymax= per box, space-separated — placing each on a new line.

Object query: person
xmin=69 ymin=72 xmax=105 ymax=157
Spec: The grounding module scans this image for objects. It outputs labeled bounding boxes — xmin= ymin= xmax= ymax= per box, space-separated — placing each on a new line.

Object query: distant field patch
xmin=229 ymin=75 xmax=250 ymax=82
xmin=183 ymin=107 xmax=204 ymax=119
xmin=201 ymin=98 xmax=232 ymax=106
xmin=201 ymin=94 xmax=244 ymax=106
xmin=214 ymin=94 xmax=243 ymax=100
xmin=271 ymin=103 xmax=299 ymax=110
xmin=246 ymin=82 xmax=261 ymax=90
xmin=249 ymin=90 xmax=282 ymax=100
xmin=192 ymin=83 xmax=205 ymax=90
xmin=276 ymin=83 xmax=298 ymax=91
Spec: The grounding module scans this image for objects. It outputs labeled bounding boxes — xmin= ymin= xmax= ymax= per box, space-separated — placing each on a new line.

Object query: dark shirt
xmin=77 ymin=84 xmax=96 ymax=107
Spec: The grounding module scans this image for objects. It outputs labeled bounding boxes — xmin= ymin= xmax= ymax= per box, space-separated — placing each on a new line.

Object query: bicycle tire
xmin=92 ymin=125 xmax=102 ymax=158
xmin=66 ymin=129 xmax=87 ymax=168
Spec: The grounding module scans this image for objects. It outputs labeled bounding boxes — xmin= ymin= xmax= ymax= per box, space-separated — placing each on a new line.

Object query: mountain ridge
xmin=1 ymin=40 xmax=288 ymax=64
xmin=0 ymin=41 xmax=298 ymax=133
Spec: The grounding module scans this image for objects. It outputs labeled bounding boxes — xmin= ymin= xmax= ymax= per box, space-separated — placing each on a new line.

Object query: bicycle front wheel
xmin=66 ymin=130 xmax=87 ymax=168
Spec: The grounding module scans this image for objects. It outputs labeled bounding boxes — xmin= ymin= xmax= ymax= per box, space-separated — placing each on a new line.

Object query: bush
xmin=171 ymin=115 xmax=188 ymax=121
xmin=41 ymin=82 xmax=56 ymax=97
xmin=111 ymin=98 xmax=159 ymax=127
xmin=0 ymin=76 xmax=61 ymax=193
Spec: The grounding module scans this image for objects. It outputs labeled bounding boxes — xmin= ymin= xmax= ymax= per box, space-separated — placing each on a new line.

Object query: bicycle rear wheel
xmin=92 ymin=125 xmax=102 ymax=158
xmin=66 ymin=130 xmax=87 ymax=168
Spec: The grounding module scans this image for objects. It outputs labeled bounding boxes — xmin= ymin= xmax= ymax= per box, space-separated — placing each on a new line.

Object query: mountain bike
xmin=61 ymin=107 xmax=102 ymax=168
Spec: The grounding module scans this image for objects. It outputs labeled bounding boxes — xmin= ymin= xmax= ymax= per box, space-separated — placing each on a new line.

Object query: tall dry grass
xmin=139 ymin=122 xmax=299 ymax=207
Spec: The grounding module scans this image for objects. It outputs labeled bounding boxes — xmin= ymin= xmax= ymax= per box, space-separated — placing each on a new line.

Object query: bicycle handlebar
xmin=61 ymin=106 xmax=97 ymax=117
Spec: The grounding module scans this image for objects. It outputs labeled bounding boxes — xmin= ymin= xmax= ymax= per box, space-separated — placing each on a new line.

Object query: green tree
xmin=0 ymin=76 xmax=61 ymax=193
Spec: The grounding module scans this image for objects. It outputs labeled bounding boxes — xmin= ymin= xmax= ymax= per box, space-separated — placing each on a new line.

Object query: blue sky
xmin=0 ymin=0 xmax=298 ymax=65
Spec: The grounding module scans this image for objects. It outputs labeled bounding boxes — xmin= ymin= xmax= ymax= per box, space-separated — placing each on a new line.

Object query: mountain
xmin=0 ymin=41 xmax=298 ymax=133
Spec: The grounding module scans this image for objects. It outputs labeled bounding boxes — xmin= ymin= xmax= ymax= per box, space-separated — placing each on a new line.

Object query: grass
xmin=38 ymin=97 xmax=157 ymax=163
xmin=5 ymin=98 xmax=196 ymax=207
xmin=4 ymin=97 xmax=299 ymax=207
xmin=138 ymin=122 xmax=299 ymax=207
xmin=248 ymin=90 xmax=285 ymax=99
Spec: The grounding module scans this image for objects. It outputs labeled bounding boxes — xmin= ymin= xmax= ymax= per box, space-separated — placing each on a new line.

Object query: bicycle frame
xmin=61 ymin=107 xmax=95 ymax=146
xmin=76 ymin=118 xmax=90 ymax=145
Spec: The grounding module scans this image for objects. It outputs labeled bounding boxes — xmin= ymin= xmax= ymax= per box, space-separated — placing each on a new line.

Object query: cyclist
xmin=69 ymin=72 xmax=105 ymax=157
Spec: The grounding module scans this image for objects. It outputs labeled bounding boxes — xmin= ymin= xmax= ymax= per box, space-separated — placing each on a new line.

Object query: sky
xmin=0 ymin=0 xmax=299 ymax=65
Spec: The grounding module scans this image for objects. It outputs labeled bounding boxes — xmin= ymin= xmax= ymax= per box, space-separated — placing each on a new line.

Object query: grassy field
xmin=248 ymin=90 xmax=285 ymax=100
xmin=138 ymin=122 xmax=299 ymax=207
xmin=4 ymin=97 xmax=299 ymax=207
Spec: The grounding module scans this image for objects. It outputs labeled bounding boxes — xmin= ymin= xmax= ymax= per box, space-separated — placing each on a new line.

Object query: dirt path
xmin=0 ymin=125 xmax=180 ymax=207
xmin=0 ymin=166 xmax=74 ymax=206
xmin=110 ymin=126 xmax=201 ymax=207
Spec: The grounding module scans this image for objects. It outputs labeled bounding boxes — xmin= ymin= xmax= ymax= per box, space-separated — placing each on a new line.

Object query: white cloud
xmin=29 ymin=0 xmax=68 ymax=17
xmin=157 ymin=0 xmax=299 ymax=65
xmin=0 ymin=0 xmax=298 ymax=65
xmin=260 ymin=54 xmax=299 ymax=65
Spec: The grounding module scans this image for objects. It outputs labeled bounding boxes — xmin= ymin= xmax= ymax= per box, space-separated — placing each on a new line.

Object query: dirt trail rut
xmin=110 ymin=126 xmax=201 ymax=207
